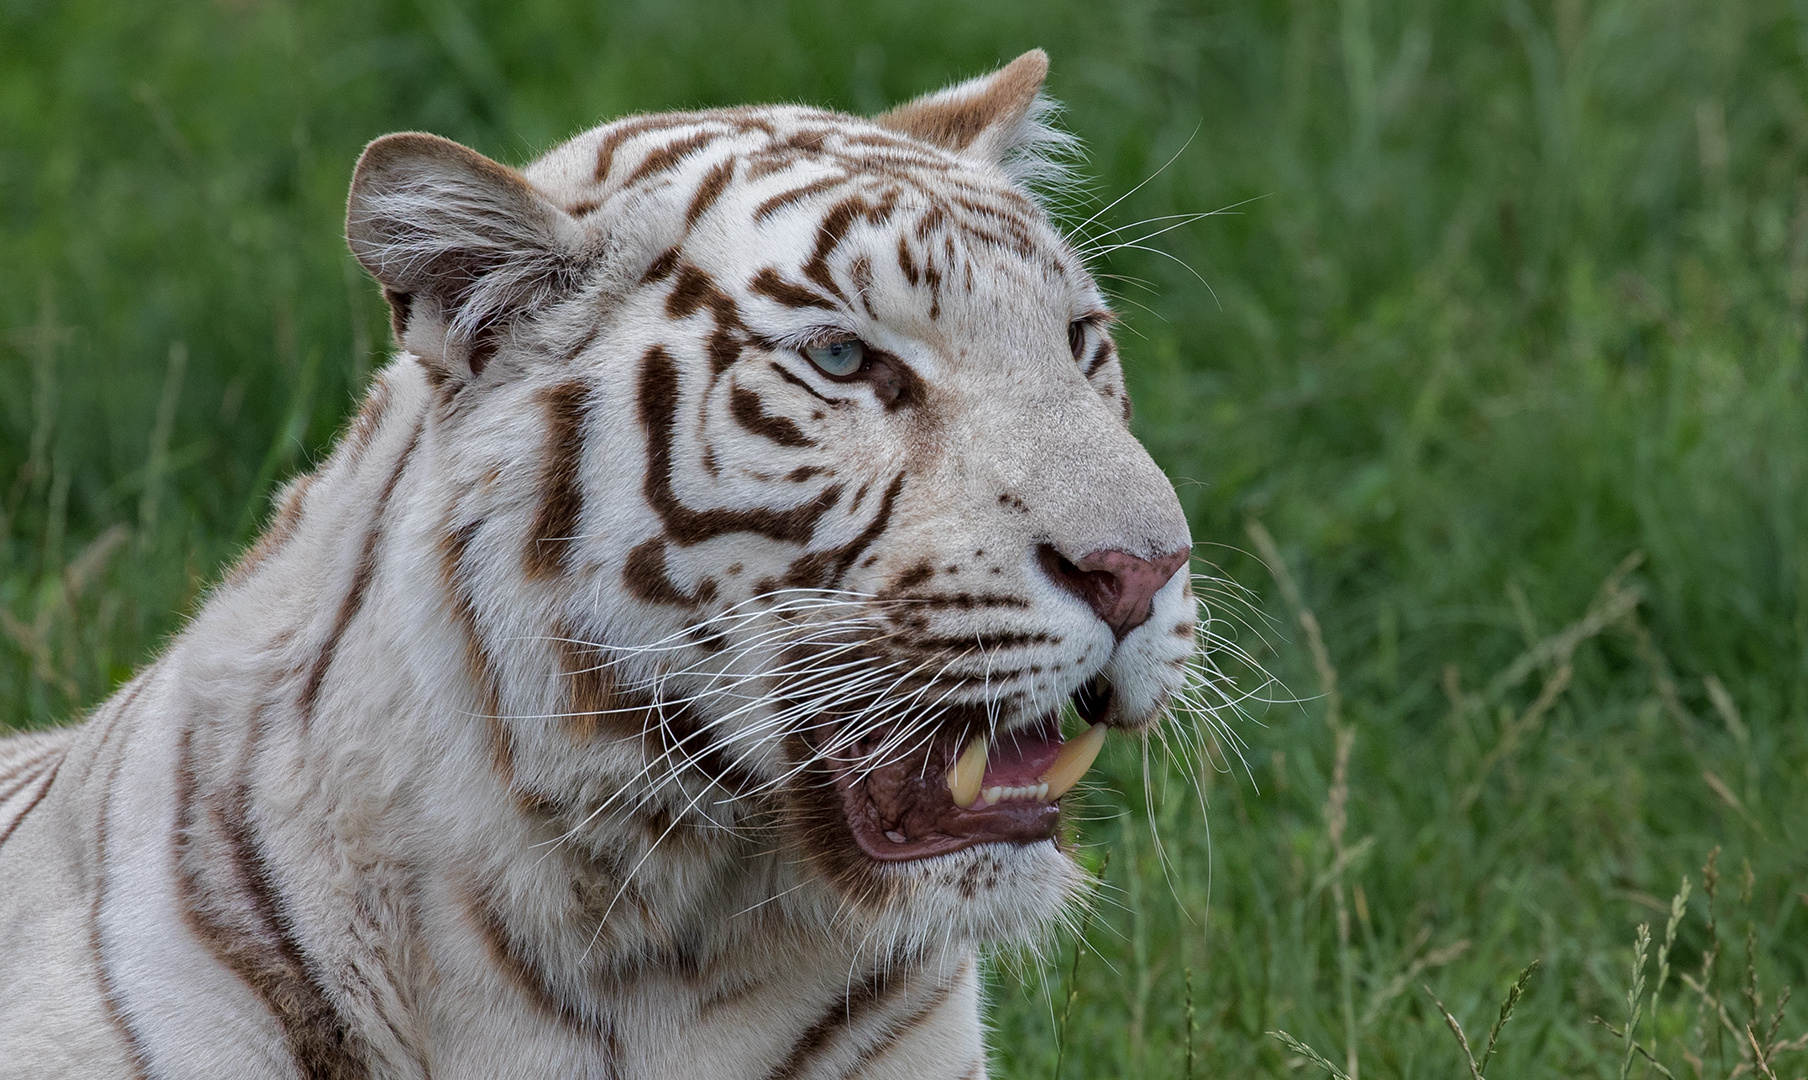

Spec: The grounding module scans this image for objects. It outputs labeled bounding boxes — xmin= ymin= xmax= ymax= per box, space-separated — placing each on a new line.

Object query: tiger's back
xmin=0 ymin=51 xmax=1206 ymax=1079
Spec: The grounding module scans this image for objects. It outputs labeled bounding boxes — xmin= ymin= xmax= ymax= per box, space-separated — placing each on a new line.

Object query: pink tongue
xmin=979 ymin=718 xmax=1065 ymax=787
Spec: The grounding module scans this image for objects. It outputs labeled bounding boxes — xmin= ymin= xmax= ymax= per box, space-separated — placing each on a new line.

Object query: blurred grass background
xmin=3 ymin=0 xmax=1805 ymax=1075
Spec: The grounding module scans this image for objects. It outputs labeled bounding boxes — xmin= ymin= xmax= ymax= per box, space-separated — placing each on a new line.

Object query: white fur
xmin=0 ymin=54 xmax=1202 ymax=1079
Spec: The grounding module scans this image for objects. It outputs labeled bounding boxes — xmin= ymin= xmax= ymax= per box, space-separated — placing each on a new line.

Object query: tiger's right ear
xmin=346 ymin=132 xmax=587 ymax=384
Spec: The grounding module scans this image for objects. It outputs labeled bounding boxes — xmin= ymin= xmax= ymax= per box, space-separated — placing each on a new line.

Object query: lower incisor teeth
xmin=980 ymin=783 xmax=1057 ymax=805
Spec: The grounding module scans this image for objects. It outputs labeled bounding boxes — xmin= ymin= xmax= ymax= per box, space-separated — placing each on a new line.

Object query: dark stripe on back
xmin=595 ymin=117 xmax=685 ymax=182
xmin=625 ymin=130 xmax=721 ymax=187
xmin=685 ymin=159 xmax=736 ymax=229
xmin=225 ymin=471 xmax=317 ymax=587
xmin=88 ymin=709 xmax=151 ymax=1079
xmin=0 ymin=755 xmax=58 ymax=850
xmin=174 ymin=719 xmax=370 ymax=1080
xmin=297 ymin=421 xmax=421 ymax=729
xmin=526 ymin=381 xmax=590 ymax=580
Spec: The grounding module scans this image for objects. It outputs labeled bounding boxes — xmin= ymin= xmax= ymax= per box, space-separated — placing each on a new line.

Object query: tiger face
xmin=347 ymin=51 xmax=1195 ymax=950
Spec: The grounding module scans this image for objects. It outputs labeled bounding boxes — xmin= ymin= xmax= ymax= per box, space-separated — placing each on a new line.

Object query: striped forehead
xmin=531 ymin=107 xmax=1085 ymax=296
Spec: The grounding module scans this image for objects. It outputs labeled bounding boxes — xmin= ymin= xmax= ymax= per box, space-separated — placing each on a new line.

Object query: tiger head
xmin=345 ymin=51 xmax=1196 ymax=953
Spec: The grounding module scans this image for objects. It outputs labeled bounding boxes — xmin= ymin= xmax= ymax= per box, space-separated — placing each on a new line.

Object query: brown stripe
xmin=438 ymin=520 xmax=513 ymax=792
xmin=625 ymin=130 xmax=721 ymax=187
xmin=769 ymin=363 xmax=848 ymax=406
xmin=89 ymin=714 xmax=151 ymax=1079
xmin=684 ymin=159 xmax=736 ymax=229
xmin=225 ymin=471 xmax=318 ymax=587
xmin=622 ymin=537 xmax=718 ymax=610
xmin=554 ymin=627 xmax=642 ymax=742
xmin=0 ymin=739 xmax=60 ymax=802
xmin=525 ymin=381 xmax=590 ymax=580
xmin=728 ymin=385 xmax=814 ymax=447
xmin=641 ymin=246 xmax=682 ymax=285
xmin=664 ymin=264 xmax=748 ymax=375
xmin=636 ymin=346 xmax=841 ymax=547
xmin=781 ymin=471 xmax=904 ymax=591
xmin=467 ymin=886 xmax=612 ymax=1039
xmin=297 ymin=421 xmax=421 ymax=729
xmin=595 ymin=116 xmax=683 ymax=182
xmin=761 ymin=962 xmax=911 ymax=1080
xmin=174 ymin=720 xmax=371 ymax=1080
xmin=0 ymin=756 xmax=58 ymax=849
xmin=753 ymin=174 xmax=847 ymax=221
xmin=750 ymin=268 xmax=836 ymax=310
xmin=896 ymin=237 xmax=920 ymax=286
xmin=841 ymin=962 xmax=966 ymax=1075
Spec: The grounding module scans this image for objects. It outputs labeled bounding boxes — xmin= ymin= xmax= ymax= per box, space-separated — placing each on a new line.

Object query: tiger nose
xmin=1036 ymin=545 xmax=1191 ymax=639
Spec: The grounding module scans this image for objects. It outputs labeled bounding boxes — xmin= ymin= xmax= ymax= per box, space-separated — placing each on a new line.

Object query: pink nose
xmin=1037 ymin=545 xmax=1191 ymax=639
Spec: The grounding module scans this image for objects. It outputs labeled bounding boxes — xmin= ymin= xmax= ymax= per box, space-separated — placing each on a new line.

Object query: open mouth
xmin=826 ymin=679 xmax=1115 ymax=862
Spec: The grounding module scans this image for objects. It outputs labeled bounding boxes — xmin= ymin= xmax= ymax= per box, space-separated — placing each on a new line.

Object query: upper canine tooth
xmin=1040 ymin=723 xmax=1108 ymax=800
xmin=947 ymin=733 xmax=988 ymax=809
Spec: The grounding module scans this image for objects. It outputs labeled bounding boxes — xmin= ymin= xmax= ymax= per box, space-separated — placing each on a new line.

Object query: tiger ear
xmin=875 ymin=50 xmax=1058 ymax=174
xmin=346 ymin=132 xmax=586 ymax=384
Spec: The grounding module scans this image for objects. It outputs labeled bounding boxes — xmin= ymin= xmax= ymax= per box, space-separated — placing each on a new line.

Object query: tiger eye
xmin=805 ymin=338 xmax=865 ymax=377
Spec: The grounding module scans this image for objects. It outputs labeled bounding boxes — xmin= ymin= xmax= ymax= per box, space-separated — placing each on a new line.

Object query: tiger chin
xmin=0 ymin=51 xmax=1201 ymax=1080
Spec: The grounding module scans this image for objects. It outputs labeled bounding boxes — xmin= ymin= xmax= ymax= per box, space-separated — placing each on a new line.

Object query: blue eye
xmin=804 ymin=338 xmax=865 ymax=377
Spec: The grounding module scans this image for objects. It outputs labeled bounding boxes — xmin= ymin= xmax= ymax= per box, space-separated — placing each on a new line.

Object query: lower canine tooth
xmin=947 ymin=734 xmax=987 ymax=809
xmin=1040 ymin=723 xmax=1108 ymax=800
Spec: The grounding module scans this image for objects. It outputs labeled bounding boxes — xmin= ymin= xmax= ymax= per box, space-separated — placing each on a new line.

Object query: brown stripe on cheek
xmin=636 ymin=345 xmax=841 ymax=548
xmin=728 ymin=385 xmax=814 ymax=448
xmin=553 ymin=628 xmax=649 ymax=743
xmin=782 ymin=472 xmax=904 ymax=591
xmin=174 ymin=720 xmax=372 ymax=1080
xmin=622 ymin=538 xmax=718 ymax=610
xmin=439 ymin=520 xmax=526 ymax=805
xmin=298 ymin=420 xmax=421 ymax=729
xmin=466 ymin=884 xmax=612 ymax=1040
xmin=525 ymin=381 xmax=590 ymax=580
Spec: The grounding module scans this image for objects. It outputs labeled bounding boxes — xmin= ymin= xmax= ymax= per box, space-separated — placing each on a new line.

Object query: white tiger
xmin=0 ymin=51 xmax=1199 ymax=1079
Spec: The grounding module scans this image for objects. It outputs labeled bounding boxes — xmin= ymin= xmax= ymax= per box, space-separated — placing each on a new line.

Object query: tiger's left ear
xmin=346 ymin=132 xmax=588 ymax=385
xmin=876 ymin=50 xmax=1054 ymax=172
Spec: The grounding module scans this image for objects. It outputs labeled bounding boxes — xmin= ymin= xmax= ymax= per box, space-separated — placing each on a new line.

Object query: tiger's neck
xmin=169 ymin=360 xmax=881 ymax=1021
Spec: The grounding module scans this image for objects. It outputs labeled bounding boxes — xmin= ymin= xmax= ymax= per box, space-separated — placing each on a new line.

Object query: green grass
xmin=4 ymin=0 xmax=1805 ymax=1075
